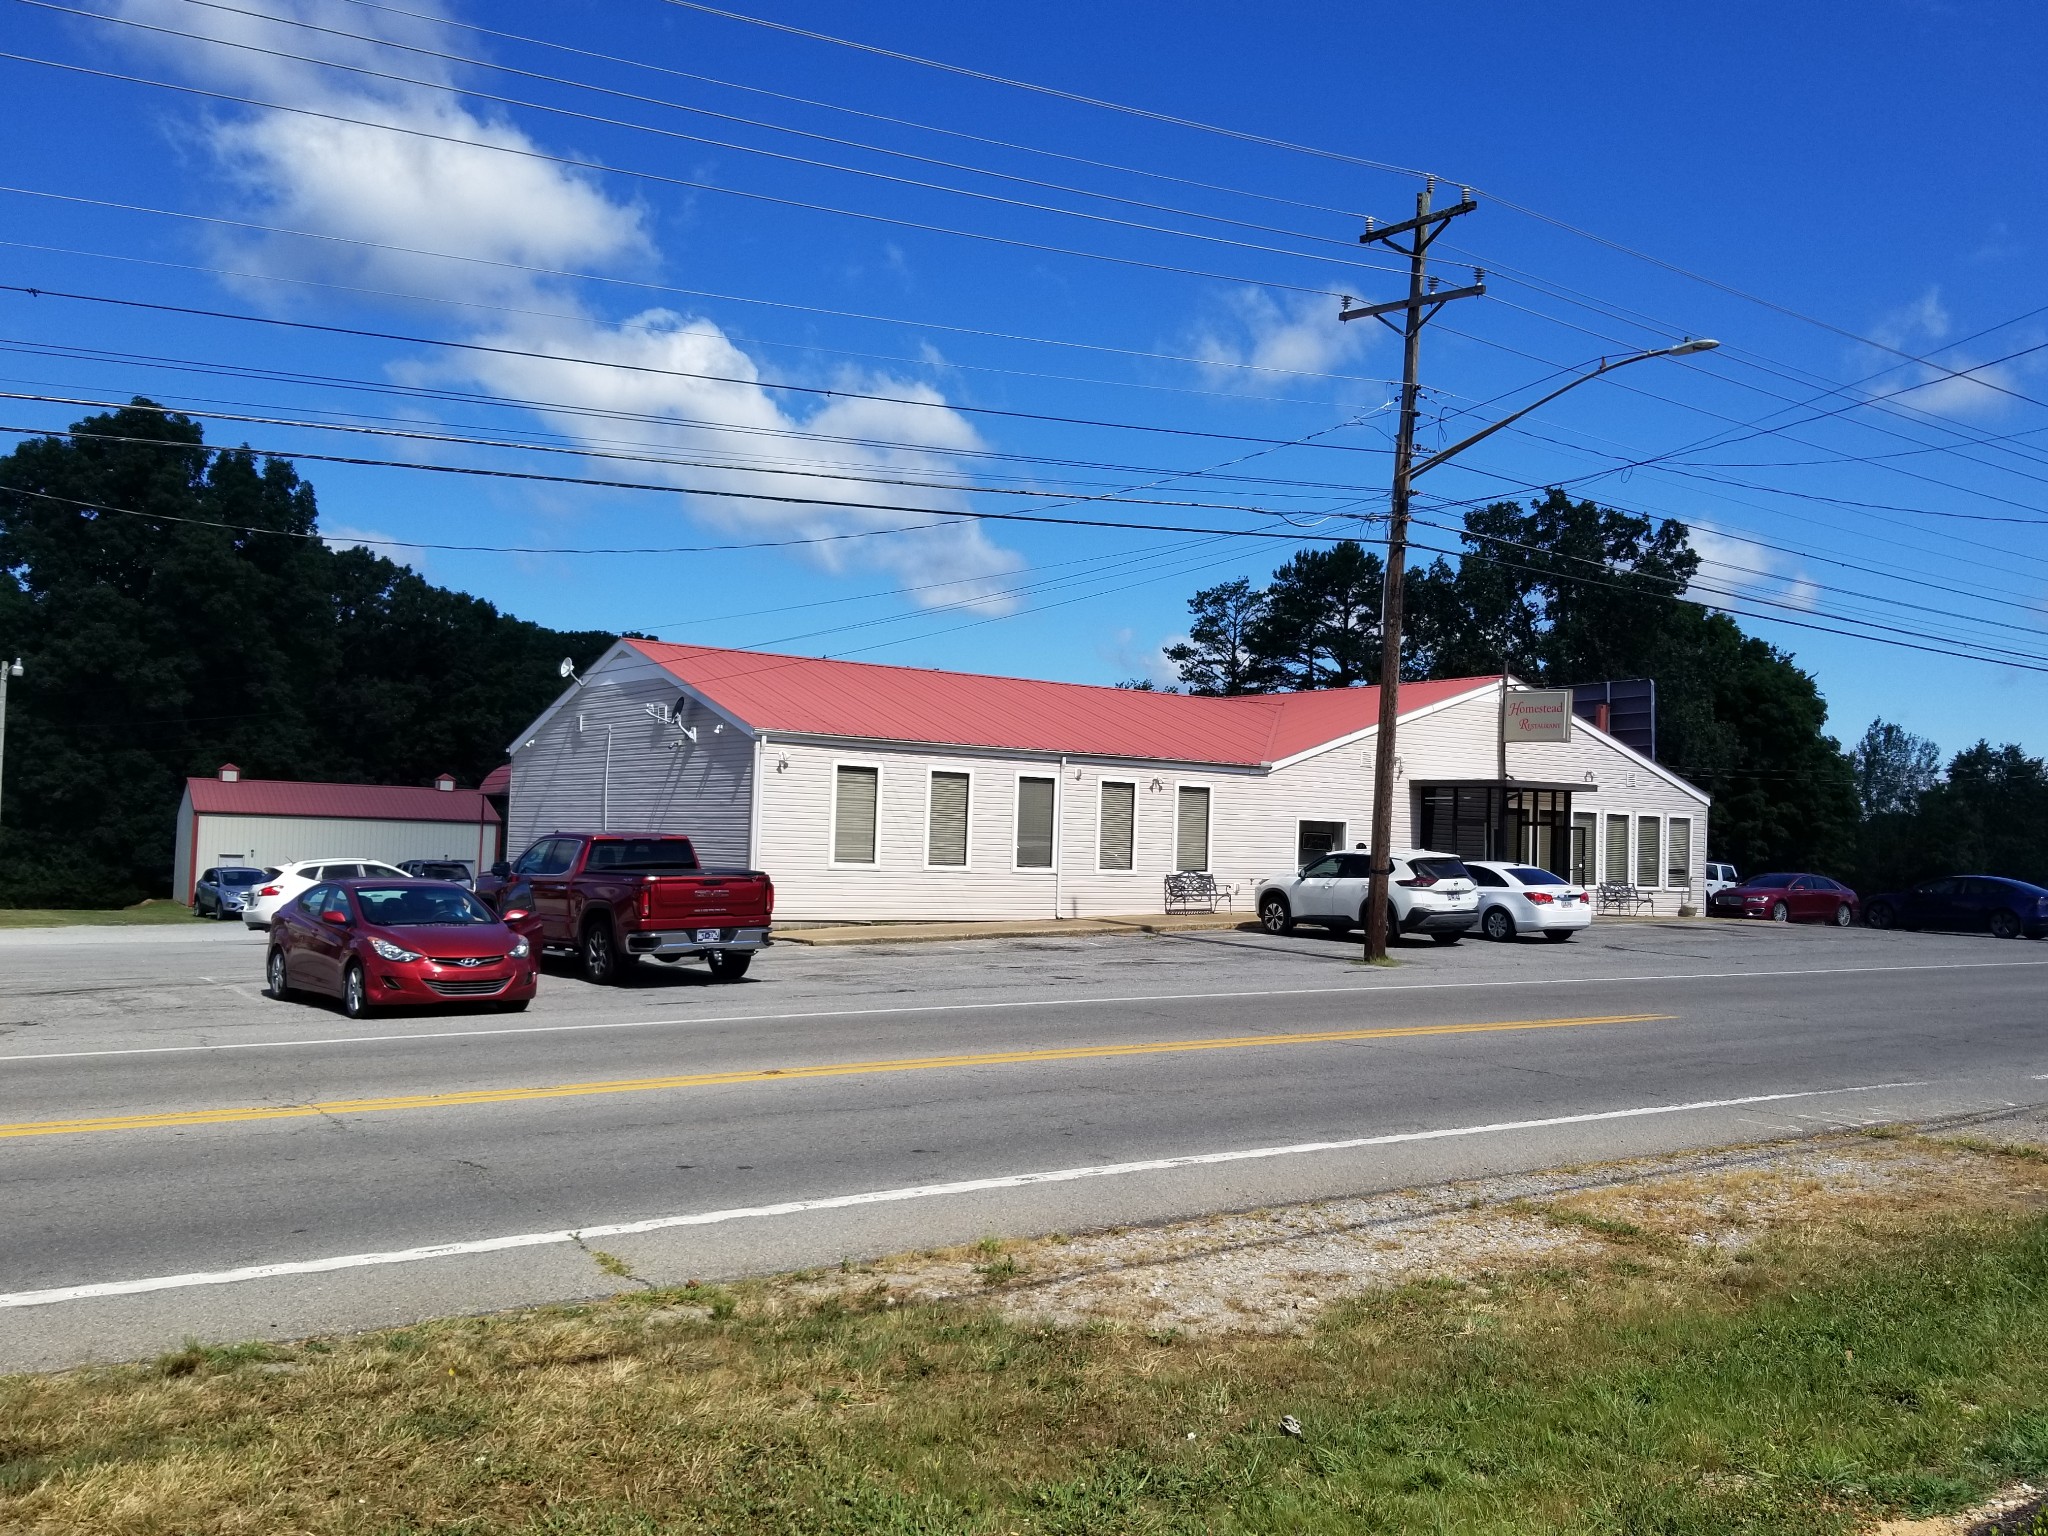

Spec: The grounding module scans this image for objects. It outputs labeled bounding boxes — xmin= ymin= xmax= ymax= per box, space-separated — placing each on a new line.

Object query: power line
xmin=0 ymin=49 xmax=1371 ymax=301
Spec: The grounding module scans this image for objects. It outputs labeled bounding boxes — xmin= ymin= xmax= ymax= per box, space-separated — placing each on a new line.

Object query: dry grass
xmin=8 ymin=1130 xmax=2048 ymax=1532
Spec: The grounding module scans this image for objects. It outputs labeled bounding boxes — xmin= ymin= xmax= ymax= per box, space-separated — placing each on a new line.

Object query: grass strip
xmin=0 ymin=901 xmax=203 ymax=927
xmin=8 ymin=1206 xmax=2048 ymax=1531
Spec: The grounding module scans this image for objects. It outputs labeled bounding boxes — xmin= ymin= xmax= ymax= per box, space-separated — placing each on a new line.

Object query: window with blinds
xmin=927 ymin=771 xmax=969 ymax=867
xmin=1667 ymin=817 xmax=1692 ymax=888
xmin=832 ymin=765 xmax=879 ymax=864
xmin=1603 ymin=814 xmax=1629 ymax=885
xmin=1015 ymin=776 xmax=1056 ymax=869
xmin=1098 ymin=781 xmax=1135 ymax=871
xmin=1636 ymin=815 xmax=1661 ymax=888
xmin=1176 ymin=785 xmax=1210 ymax=872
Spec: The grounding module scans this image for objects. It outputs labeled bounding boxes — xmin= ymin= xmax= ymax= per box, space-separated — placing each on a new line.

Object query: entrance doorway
xmin=1415 ymin=783 xmax=1580 ymax=876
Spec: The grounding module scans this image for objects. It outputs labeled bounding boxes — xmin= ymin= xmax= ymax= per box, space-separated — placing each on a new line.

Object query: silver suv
xmin=1256 ymin=848 xmax=1480 ymax=944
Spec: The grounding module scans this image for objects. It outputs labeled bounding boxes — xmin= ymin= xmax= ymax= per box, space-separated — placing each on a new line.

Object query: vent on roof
xmin=217 ymin=763 xmax=241 ymax=783
xmin=434 ymin=772 xmax=457 ymax=792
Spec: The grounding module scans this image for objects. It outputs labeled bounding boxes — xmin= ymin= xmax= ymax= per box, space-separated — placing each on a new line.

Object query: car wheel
xmin=1771 ymin=901 xmax=1790 ymax=923
xmin=1833 ymin=903 xmax=1853 ymax=928
xmin=582 ymin=920 xmax=621 ymax=985
xmin=1258 ymin=894 xmax=1294 ymax=935
xmin=1866 ymin=901 xmax=1895 ymax=930
xmin=1543 ymin=930 xmax=1574 ymax=943
xmin=1482 ymin=907 xmax=1516 ymax=942
xmin=341 ymin=963 xmax=369 ymax=1019
xmin=706 ymin=950 xmax=752 ymax=982
xmin=1383 ymin=902 xmax=1404 ymax=946
xmin=1991 ymin=908 xmax=2023 ymax=940
xmin=266 ymin=947 xmax=292 ymax=1000
xmin=1431 ymin=931 xmax=1463 ymax=946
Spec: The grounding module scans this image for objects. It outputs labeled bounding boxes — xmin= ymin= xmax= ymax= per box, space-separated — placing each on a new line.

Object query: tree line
xmin=1155 ymin=489 xmax=1869 ymax=879
xmin=0 ymin=403 xmax=616 ymax=908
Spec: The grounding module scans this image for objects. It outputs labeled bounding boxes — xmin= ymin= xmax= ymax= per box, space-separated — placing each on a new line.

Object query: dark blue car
xmin=1864 ymin=876 xmax=2048 ymax=940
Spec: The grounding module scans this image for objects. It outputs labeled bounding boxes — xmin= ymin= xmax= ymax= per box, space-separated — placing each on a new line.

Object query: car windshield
xmin=1508 ymin=867 xmax=1568 ymax=885
xmin=217 ymin=869 xmax=265 ymax=886
xmin=352 ymin=886 xmax=498 ymax=926
xmin=586 ymin=838 xmax=700 ymax=871
xmin=1747 ymin=873 xmax=1798 ymax=888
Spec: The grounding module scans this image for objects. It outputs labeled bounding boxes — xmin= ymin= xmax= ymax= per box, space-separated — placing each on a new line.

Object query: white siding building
xmin=504 ymin=640 xmax=1709 ymax=923
xmin=172 ymin=765 xmax=503 ymax=903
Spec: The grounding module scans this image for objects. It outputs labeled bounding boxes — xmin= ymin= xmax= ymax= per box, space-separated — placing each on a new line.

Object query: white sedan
xmin=1465 ymin=861 xmax=1593 ymax=942
xmin=241 ymin=857 xmax=409 ymax=929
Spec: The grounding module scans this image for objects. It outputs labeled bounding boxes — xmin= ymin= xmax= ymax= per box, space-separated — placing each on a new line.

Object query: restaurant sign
xmin=1501 ymin=688 xmax=1574 ymax=744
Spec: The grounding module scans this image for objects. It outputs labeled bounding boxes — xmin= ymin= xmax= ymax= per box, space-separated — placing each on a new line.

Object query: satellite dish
xmin=558 ymin=657 xmax=575 ymax=679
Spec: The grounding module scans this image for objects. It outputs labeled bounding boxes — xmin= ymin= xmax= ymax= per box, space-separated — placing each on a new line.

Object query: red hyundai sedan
xmin=266 ymin=878 xmax=538 ymax=1018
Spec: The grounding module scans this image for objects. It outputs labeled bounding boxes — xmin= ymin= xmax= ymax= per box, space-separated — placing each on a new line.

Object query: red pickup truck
xmin=480 ymin=833 xmax=773 ymax=983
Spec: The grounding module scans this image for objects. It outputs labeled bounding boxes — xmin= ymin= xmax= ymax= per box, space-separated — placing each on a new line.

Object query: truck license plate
xmin=695 ymin=928 xmax=721 ymax=943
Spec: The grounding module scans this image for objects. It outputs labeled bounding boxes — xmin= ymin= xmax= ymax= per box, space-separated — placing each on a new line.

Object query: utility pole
xmin=1341 ymin=179 xmax=1483 ymax=960
xmin=0 ymin=657 xmax=20 ymax=842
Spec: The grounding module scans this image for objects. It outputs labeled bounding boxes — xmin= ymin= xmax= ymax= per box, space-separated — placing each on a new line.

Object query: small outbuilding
xmin=501 ymin=641 xmax=1709 ymax=924
xmin=171 ymin=765 xmax=503 ymax=903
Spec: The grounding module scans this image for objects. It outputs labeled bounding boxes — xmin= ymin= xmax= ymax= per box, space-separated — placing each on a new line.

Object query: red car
xmin=266 ymin=878 xmax=539 ymax=1018
xmin=1707 ymin=871 xmax=1860 ymax=926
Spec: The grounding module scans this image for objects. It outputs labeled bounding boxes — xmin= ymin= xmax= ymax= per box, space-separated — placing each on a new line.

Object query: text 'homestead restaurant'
xmin=504 ymin=641 xmax=1709 ymax=924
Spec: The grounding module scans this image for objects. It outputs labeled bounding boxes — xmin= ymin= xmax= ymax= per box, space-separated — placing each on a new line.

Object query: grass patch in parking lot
xmin=0 ymin=900 xmax=205 ymax=928
xmin=10 ymin=1138 xmax=2048 ymax=1531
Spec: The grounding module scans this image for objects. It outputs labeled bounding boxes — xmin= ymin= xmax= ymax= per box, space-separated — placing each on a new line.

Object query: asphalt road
xmin=3 ymin=915 xmax=2046 ymax=1370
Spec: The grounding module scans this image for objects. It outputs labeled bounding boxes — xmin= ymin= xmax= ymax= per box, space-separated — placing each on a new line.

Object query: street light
xmin=1360 ymin=339 xmax=1719 ymax=961
xmin=0 ymin=656 xmax=20 ymax=841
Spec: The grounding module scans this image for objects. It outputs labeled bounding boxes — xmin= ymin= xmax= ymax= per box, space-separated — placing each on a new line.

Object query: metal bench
xmin=1596 ymin=882 xmax=1654 ymax=916
xmin=1164 ymin=872 xmax=1233 ymax=914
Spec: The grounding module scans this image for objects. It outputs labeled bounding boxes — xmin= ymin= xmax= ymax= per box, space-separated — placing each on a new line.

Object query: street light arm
xmin=1409 ymin=340 xmax=1717 ymax=480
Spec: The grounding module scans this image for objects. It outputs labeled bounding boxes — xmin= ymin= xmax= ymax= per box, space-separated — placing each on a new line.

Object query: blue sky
xmin=3 ymin=0 xmax=2046 ymax=761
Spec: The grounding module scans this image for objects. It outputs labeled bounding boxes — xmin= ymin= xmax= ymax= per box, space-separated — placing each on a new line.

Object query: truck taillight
xmin=760 ymin=873 xmax=775 ymax=917
xmin=638 ymin=884 xmax=651 ymax=920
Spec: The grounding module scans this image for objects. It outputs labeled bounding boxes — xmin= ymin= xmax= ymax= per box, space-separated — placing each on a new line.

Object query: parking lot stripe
xmin=0 ymin=1076 xmax=1920 ymax=1310
xmin=0 ymin=1012 xmax=1670 ymax=1140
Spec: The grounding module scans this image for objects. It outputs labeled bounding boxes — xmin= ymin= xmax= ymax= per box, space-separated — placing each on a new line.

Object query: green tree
xmin=0 ymin=402 xmax=614 ymax=907
xmin=1249 ymin=541 xmax=1382 ymax=690
xmin=1164 ymin=578 xmax=1272 ymax=696
xmin=1851 ymin=719 xmax=1943 ymax=819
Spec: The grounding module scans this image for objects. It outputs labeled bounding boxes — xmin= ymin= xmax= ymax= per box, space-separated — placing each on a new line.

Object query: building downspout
xmin=602 ymin=726 xmax=613 ymax=831
xmin=1055 ymin=755 xmax=1067 ymax=919
xmin=749 ymin=734 xmax=766 ymax=870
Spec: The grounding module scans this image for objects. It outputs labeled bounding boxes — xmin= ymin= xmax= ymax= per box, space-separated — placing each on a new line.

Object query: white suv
xmin=1256 ymin=848 xmax=1479 ymax=945
xmin=242 ymin=858 xmax=409 ymax=929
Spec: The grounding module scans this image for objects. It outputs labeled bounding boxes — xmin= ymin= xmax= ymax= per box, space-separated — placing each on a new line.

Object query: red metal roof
xmin=624 ymin=640 xmax=1496 ymax=767
xmin=185 ymin=776 xmax=502 ymax=823
xmin=478 ymin=763 xmax=512 ymax=796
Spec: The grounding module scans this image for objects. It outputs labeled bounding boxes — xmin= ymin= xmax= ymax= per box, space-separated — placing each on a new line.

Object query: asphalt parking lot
xmin=4 ymin=914 xmax=2047 ymax=1369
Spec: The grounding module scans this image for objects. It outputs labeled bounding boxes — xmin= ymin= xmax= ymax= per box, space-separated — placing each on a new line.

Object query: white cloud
xmin=1865 ymin=286 xmax=2030 ymax=422
xmin=1184 ymin=289 xmax=1375 ymax=393
xmin=1689 ymin=526 xmax=1818 ymax=612
xmin=322 ymin=523 xmax=419 ymax=570
xmin=103 ymin=0 xmax=1023 ymax=607
xmin=1101 ymin=626 xmax=1182 ymax=687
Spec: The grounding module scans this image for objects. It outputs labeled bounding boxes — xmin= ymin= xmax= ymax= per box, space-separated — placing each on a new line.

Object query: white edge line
xmin=0 ymin=1079 xmax=1924 ymax=1309
xmin=5 ymin=957 xmax=2046 ymax=1064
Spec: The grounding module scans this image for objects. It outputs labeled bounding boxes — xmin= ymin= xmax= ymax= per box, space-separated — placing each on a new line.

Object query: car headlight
xmin=371 ymin=937 xmax=423 ymax=963
xmin=510 ymin=936 xmax=530 ymax=959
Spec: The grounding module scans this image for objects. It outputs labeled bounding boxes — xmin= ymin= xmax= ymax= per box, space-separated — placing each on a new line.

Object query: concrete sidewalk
xmin=775 ymin=911 xmax=1250 ymax=946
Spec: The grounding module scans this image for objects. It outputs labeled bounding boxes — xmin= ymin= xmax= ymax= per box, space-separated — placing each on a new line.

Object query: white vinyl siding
xmin=1015 ymin=776 xmax=1056 ymax=869
xmin=1097 ymin=780 xmax=1136 ymax=871
xmin=179 ymin=811 xmax=500 ymax=903
xmin=1175 ymin=785 xmax=1211 ymax=872
xmin=1636 ymin=815 xmax=1661 ymax=889
xmin=832 ymin=765 xmax=880 ymax=865
xmin=1667 ymin=817 xmax=1692 ymax=889
xmin=926 ymin=771 xmax=970 ymax=868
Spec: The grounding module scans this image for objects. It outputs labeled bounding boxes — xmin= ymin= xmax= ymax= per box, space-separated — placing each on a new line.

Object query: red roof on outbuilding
xmin=184 ymin=776 xmax=502 ymax=823
xmin=622 ymin=640 xmax=1496 ymax=767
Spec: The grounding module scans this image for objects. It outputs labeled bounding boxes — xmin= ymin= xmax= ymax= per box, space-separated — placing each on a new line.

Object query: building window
xmin=1636 ymin=815 xmax=1661 ymax=889
xmin=1098 ymin=780 xmax=1135 ymax=872
xmin=1603 ymin=814 xmax=1629 ymax=886
xmin=1016 ymin=776 xmax=1056 ymax=869
xmin=927 ymin=771 xmax=969 ymax=868
xmin=1176 ymin=785 xmax=1211 ymax=872
xmin=832 ymin=765 xmax=879 ymax=865
xmin=1667 ymin=817 xmax=1692 ymax=889
xmin=1297 ymin=820 xmax=1344 ymax=868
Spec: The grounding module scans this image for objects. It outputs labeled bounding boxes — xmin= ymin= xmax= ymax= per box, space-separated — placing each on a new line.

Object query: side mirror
xmin=491 ymin=862 xmax=511 ymax=879
xmin=321 ymin=908 xmax=349 ymax=927
xmin=501 ymin=909 xmax=530 ymax=923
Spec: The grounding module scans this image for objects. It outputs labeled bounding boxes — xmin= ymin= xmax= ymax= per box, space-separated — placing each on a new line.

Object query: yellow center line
xmin=0 ymin=1012 xmax=1672 ymax=1140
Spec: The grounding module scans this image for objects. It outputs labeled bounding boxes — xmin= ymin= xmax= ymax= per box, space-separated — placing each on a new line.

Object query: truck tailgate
xmin=645 ymin=874 xmax=771 ymax=926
